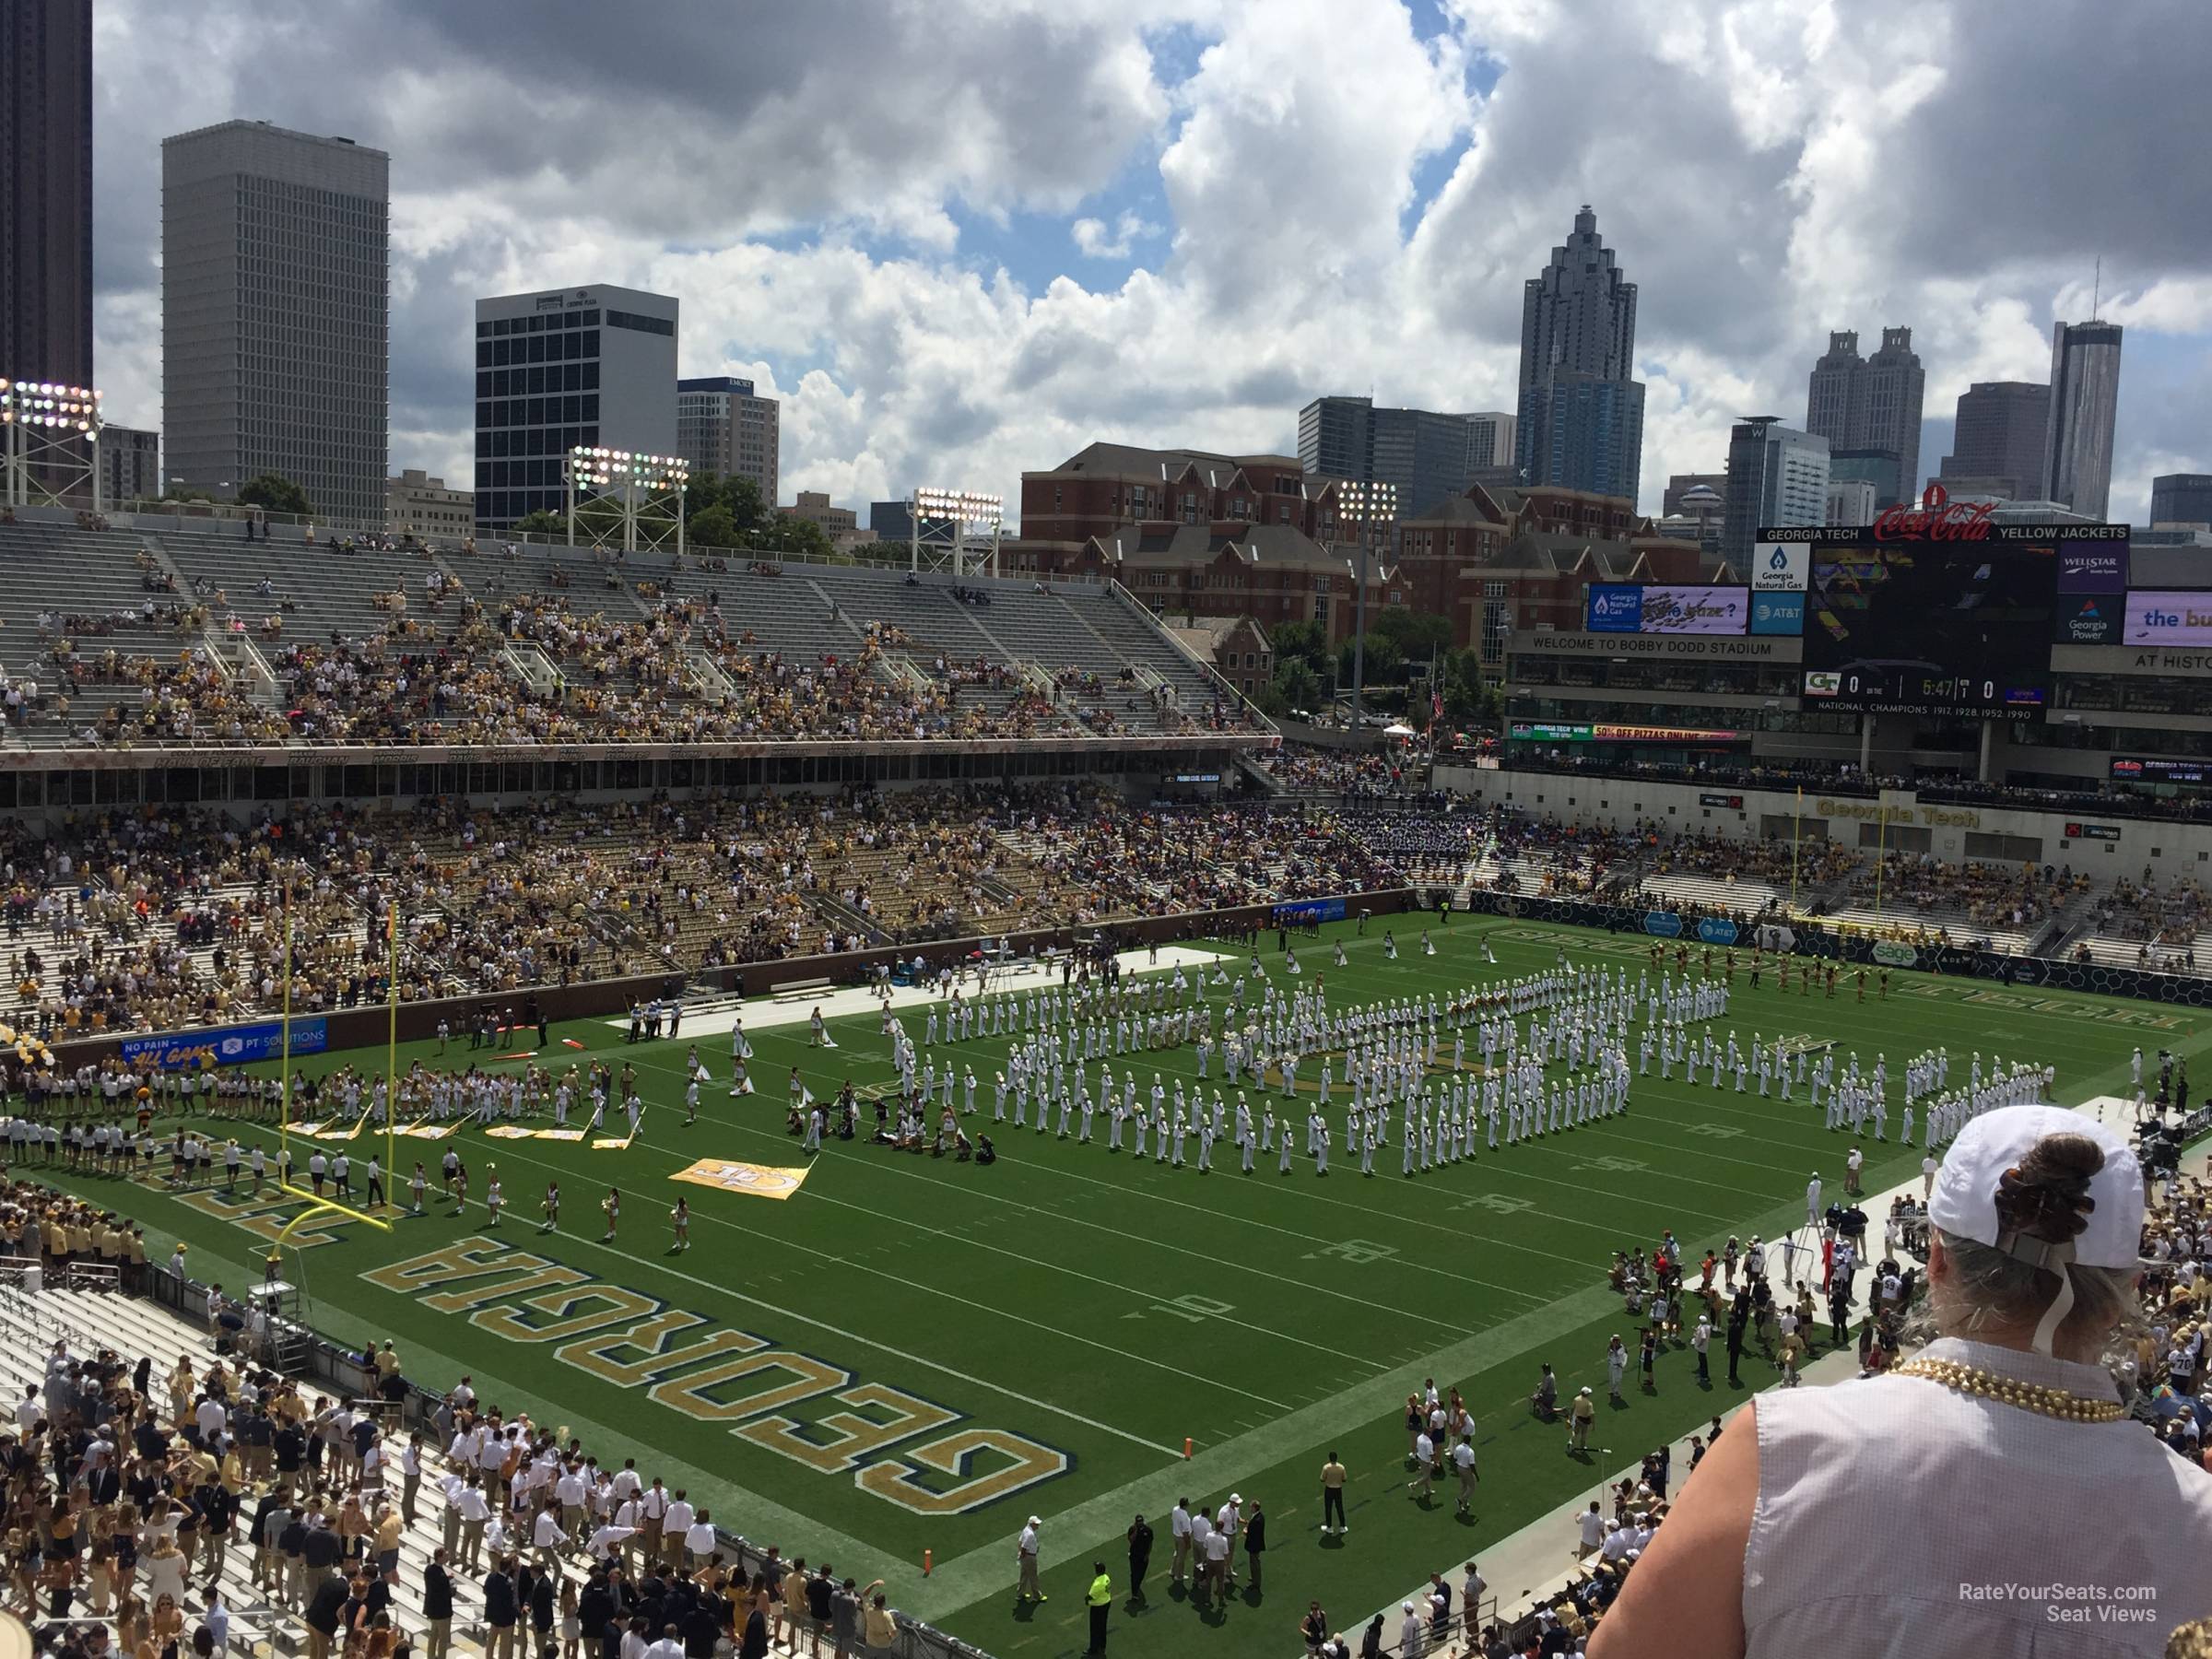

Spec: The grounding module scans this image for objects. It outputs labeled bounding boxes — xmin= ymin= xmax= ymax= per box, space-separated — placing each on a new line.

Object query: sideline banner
xmin=670 ymin=1158 xmax=811 ymax=1201
xmin=122 ymin=1018 xmax=327 ymax=1071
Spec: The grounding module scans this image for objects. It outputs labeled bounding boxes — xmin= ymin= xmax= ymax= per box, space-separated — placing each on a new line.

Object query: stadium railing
xmin=135 ymin=1268 xmax=1000 ymax=1659
xmin=1441 ymin=750 xmax=2212 ymax=827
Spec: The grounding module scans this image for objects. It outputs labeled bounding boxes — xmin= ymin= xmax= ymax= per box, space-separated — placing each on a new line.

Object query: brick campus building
xmin=1001 ymin=441 xmax=1729 ymax=659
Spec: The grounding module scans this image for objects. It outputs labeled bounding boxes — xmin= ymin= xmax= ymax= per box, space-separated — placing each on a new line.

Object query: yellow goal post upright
xmin=273 ymin=891 xmax=394 ymax=1248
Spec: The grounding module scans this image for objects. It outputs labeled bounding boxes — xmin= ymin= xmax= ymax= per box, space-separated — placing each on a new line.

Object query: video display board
xmin=1768 ymin=516 xmax=2124 ymax=720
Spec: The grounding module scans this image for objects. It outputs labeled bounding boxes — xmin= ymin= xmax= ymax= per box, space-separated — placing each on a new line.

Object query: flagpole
xmin=386 ymin=899 xmax=399 ymax=1199
xmin=1876 ymin=806 xmax=1888 ymax=917
xmin=279 ymin=887 xmax=294 ymax=1184
xmin=1791 ymin=785 xmax=1802 ymax=908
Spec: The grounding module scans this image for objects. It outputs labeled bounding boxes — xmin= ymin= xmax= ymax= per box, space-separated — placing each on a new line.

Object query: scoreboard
xmin=1778 ymin=520 xmax=2124 ymax=721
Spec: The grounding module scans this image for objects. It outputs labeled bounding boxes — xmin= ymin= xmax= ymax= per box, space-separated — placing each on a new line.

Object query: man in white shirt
xmin=585 ymin=1522 xmax=635 ymax=1563
xmin=1214 ymin=1494 xmax=1242 ymax=1586
xmin=638 ymin=1477 xmax=668 ymax=1565
xmin=684 ymin=1507 xmax=717 ymax=1571
xmin=532 ymin=1500 xmax=566 ymax=1573
xmin=1202 ymin=1524 xmax=1230 ymax=1606
xmin=1577 ymin=1501 xmax=1606 ymax=1559
xmin=399 ymin=1435 xmax=423 ymax=1525
xmin=1451 ymin=1439 xmax=1478 ymax=1516
xmin=662 ymin=1491 xmax=695 ymax=1569
xmin=438 ymin=1468 xmax=467 ymax=1559
xmin=1168 ymin=1500 xmax=1193 ymax=1584
xmin=556 ymin=1462 xmax=589 ymax=1544
xmin=454 ymin=1476 xmax=492 ymax=1571
xmin=1016 ymin=1516 xmax=1043 ymax=1602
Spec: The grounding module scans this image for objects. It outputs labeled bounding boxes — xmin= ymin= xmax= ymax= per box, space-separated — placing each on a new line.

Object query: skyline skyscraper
xmin=1514 ymin=206 xmax=1645 ymax=503
xmin=1 ymin=0 xmax=94 ymax=390
xmin=1295 ymin=395 xmax=1513 ymax=517
xmin=1804 ymin=327 xmax=1924 ymax=506
xmin=2043 ymin=319 xmax=2123 ymax=520
xmin=1721 ymin=417 xmax=1830 ymax=567
xmin=677 ymin=375 xmax=780 ymax=506
xmin=1939 ymin=380 xmax=2051 ymax=500
xmin=161 ymin=120 xmax=390 ymax=524
xmin=473 ymin=283 xmax=677 ymax=531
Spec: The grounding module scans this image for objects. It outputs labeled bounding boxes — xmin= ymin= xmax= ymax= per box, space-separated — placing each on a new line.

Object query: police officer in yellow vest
xmin=1087 ymin=1560 xmax=1112 ymax=1653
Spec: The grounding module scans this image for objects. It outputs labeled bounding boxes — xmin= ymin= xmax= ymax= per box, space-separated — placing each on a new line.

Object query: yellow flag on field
xmin=669 ymin=1158 xmax=811 ymax=1201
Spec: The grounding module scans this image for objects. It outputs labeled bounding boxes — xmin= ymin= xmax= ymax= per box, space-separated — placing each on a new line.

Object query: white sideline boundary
xmin=601 ymin=943 xmax=1237 ymax=1037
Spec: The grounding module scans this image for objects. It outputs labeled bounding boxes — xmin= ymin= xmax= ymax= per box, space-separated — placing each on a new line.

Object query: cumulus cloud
xmin=90 ymin=0 xmax=2212 ymax=524
xmin=1071 ymin=213 xmax=1161 ymax=260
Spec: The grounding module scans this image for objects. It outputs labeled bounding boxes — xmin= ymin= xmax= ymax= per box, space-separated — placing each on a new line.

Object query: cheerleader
xmin=670 ymin=1197 xmax=690 ymax=1253
xmin=601 ymin=1187 xmax=621 ymax=1242
xmin=1383 ymin=930 xmax=1399 ymax=960
xmin=408 ymin=1162 xmax=428 ymax=1216
xmin=485 ymin=1168 xmax=503 ymax=1227
xmin=452 ymin=1159 xmax=470 ymax=1213
xmin=542 ymin=1181 xmax=560 ymax=1233
xmin=684 ymin=1076 xmax=700 ymax=1127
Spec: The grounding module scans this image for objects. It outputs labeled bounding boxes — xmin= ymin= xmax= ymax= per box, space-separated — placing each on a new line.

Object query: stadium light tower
xmin=565 ymin=447 xmax=690 ymax=556
xmin=0 ymin=380 xmax=105 ymax=513
xmin=909 ymin=487 xmax=1004 ymax=577
xmin=1336 ymin=479 xmax=1396 ymax=729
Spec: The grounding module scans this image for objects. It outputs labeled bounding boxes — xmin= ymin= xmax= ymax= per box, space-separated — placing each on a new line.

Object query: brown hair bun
xmin=1993 ymin=1132 xmax=2103 ymax=1244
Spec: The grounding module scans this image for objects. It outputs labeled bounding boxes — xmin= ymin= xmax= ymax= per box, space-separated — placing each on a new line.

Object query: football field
xmin=40 ymin=915 xmax=2207 ymax=1659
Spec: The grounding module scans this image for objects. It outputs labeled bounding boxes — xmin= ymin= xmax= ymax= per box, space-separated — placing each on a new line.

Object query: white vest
xmin=1746 ymin=1336 xmax=2212 ymax=1657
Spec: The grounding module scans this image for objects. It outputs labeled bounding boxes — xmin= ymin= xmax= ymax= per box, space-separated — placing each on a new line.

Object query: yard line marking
xmin=176 ymin=1124 xmax=1192 ymax=1457
xmin=1573 ymin=1118 xmax=1831 ymax=1176
xmin=618 ymin=1051 xmax=1559 ymax=1306
xmin=410 ymin=1125 xmax=1295 ymax=1415
xmin=789 ymin=1138 xmax=1486 ymax=1324
xmin=897 ymin=1168 xmax=1840 ymax=1618
xmin=798 ymin=1185 xmax=1371 ymax=1371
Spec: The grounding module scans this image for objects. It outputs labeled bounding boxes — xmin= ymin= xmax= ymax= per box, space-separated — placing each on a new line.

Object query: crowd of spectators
xmin=1846 ymin=854 xmax=2089 ymax=932
xmin=1257 ymin=743 xmax=1432 ymax=798
xmin=0 ymin=1174 xmax=913 ymax=1659
xmin=2093 ymin=874 xmax=2211 ymax=949
xmin=1645 ymin=828 xmax=1858 ymax=888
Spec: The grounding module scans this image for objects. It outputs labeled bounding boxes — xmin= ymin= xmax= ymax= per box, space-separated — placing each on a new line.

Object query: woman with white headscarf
xmin=1591 ymin=1104 xmax=2212 ymax=1659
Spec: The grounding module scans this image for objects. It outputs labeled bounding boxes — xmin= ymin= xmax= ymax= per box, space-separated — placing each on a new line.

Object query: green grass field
xmin=34 ymin=916 xmax=2209 ymax=1659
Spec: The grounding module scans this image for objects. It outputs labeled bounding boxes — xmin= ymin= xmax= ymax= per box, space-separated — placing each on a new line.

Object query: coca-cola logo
xmin=1871 ymin=483 xmax=1995 ymax=543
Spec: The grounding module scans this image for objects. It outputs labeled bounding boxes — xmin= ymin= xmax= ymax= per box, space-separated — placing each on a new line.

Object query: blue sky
xmin=88 ymin=0 xmax=2212 ymax=524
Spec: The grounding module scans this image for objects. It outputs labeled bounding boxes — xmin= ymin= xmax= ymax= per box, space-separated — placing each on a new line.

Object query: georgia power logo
xmin=218 ymin=1036 xmax=248 ymax=1058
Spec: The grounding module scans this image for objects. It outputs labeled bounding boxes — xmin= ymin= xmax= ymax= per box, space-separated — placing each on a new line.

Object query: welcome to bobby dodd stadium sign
xmin=1507 ymin=631 xmax=1803 ymax=661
